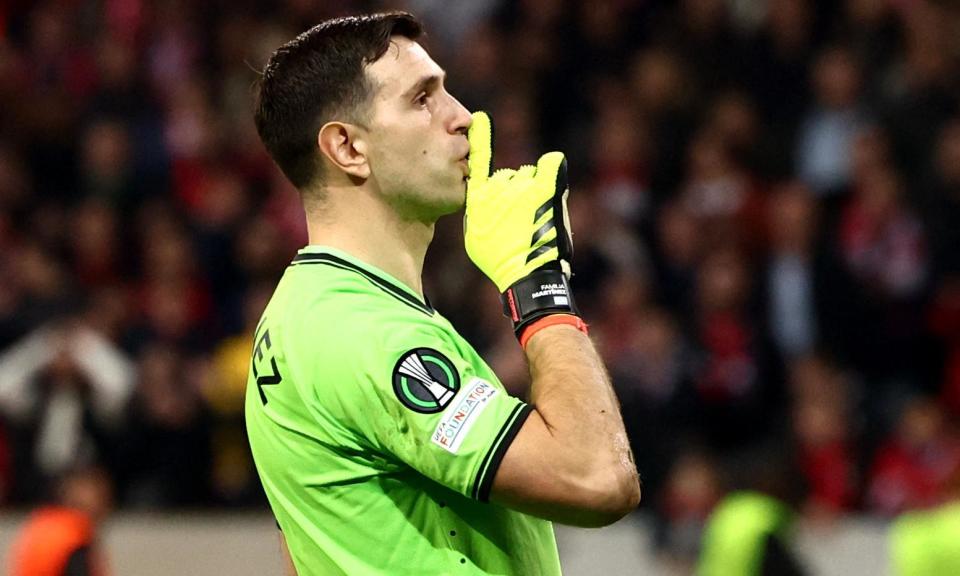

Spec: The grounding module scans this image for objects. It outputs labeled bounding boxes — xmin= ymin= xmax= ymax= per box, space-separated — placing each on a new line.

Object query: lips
xmin=457 ymin=149 xmax=470 ymax=177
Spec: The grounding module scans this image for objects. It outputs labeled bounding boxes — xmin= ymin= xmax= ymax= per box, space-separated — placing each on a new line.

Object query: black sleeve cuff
xmin=471 ymin=403 xmax=533 ymax=502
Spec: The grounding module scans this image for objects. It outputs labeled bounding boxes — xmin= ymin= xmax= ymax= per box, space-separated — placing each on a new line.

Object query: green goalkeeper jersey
xmin=245 ymin=246 xmax=561 ymax=576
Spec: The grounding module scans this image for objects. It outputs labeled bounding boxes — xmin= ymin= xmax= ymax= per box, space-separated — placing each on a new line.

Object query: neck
xmin=305 ymin=184 xmax=434 ymax=298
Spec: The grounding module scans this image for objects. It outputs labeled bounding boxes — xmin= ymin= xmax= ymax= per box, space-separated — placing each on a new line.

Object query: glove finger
xmin=534 ymin=152 xmax=567 ymax=197
xmin=534 ymin=152 xmax=573 ymax=266
xmin=467 ymin=111 xmax=494 ymax=186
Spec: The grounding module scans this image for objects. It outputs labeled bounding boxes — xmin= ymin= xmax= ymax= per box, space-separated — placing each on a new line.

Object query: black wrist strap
xmin=501 ymin=268 xmax=579 ymax=336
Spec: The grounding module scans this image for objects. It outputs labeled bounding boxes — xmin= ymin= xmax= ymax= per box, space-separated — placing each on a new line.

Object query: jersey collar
xmin=292 ymin=246 xmax=434 ymax=315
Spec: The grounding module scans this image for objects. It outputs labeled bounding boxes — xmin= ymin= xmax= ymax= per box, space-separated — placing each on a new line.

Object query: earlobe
xmin=318 ymin=122 xmax=370 ymax=180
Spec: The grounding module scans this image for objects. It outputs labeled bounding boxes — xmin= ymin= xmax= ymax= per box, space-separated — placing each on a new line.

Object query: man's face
xmin=363 ymin=37 xmax=472 ymax=221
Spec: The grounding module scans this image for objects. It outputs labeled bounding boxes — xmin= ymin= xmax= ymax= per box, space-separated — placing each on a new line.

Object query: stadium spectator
xmin=0 ymin=318 xmax=134 ymax=502
xmin=116 ymin=342 xmax=211 ymax=507
xmin=866 ymin=397 xmax=960 ymax=516
xmin=762 ymin=181 xmax=821 ymax=359
xmin=656 ymin=449 xmax=722 ymax=572
xmin=7 ymin=465 xmax=113 ymax=576
xmin=689 ymin=245 xmax=778 ymax=450
xmin=796 ymin=45 xmax=866 ymax=197
xmin=789 ymin=355 xmax=859 ymax=517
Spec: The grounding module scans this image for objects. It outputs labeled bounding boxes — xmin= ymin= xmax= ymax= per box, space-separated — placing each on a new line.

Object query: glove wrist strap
xmin=500 ymin=268 xmax=580 ymax=337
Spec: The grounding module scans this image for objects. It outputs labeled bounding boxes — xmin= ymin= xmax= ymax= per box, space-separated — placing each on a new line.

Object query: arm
xmin=464 ymin=112 xmax=639 ymax=527
xmin=0 ymin=326 xmax=56 ymax=420
xmin=70 ymin=325 xmax=136 ymax=427
xmin=279 ymin=533 xmax=298 ymax=576
xmin=490 ymin=325 xmax=639 ymax=527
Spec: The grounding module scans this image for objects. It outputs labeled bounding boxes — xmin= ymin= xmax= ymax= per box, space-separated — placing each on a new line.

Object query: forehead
xmin=365 ymin=37 xmax=442 ymax=100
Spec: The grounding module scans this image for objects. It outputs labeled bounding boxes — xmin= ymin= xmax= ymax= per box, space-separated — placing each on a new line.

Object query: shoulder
xmin=281 ymin=255 xmax=435 ymax=323
xmin=273 ymin=260 xmax=460 ymax=365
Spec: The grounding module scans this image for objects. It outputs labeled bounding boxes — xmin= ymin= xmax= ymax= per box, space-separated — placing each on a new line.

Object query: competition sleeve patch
xmin=391 ymin=348 xmax=460 ymax=414
xmin=431 ymin=377 xmax=499 ymax=454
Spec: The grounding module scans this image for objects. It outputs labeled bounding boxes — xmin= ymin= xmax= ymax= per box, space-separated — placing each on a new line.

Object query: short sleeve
xmin=323 ymin=320 xmax=531 ymax=502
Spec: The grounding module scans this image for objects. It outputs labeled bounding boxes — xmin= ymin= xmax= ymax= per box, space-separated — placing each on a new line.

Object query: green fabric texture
xmin=698 ymin=491 xmax=794 ymax=576
xmin=245 ymin=246 xmax=560 ymax=575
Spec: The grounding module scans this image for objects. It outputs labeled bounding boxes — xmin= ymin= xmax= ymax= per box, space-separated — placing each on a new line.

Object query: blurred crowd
xmin=0 ymin=0 xmax=959 ymax=567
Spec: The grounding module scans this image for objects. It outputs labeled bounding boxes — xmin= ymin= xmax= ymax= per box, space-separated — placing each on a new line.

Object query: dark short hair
xmin=254 ymin=12 xmax=423 ymax=189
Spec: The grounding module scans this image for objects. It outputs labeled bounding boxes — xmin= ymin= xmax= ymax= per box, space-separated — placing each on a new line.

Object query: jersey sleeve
xmin=319 ymin=318 xmax=532 ymax=502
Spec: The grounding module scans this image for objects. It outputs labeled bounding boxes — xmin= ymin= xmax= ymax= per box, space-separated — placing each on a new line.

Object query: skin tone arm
xmin=490 ymin=324 xmax=641 ymax=527
xmin=280 ymin=533 xmax=297 ymax=576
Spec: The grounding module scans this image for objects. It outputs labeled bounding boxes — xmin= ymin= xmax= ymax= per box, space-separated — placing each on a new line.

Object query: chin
xmin=434 ymin=180 xmax=466 ymax=213
xmin=435 ymin=194 xmax=466 ymax=217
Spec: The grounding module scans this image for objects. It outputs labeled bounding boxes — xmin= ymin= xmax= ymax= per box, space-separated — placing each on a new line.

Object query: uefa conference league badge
xmin=392 ymin=348 xmax=460 ymax=414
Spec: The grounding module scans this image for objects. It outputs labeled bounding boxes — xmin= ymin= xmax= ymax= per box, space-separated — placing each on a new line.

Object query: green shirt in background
xmin=891 ymin=501 xmax=960 ymax=576
xmin=245 ymin=246 xmax=561 ymax=575
xmin=698 ymin=491 xmax=795 ymax=576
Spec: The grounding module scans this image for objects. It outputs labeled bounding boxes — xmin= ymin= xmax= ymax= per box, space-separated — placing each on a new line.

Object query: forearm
xmin=279 ymin=533 xmax=298 ymax=576
xmin=0 ymin=327 xmax=54 ymax=419
xmin=72 ymin=327 xmax=136 ymax=425
xmin=524 ymin=324 xmax=639 ymax=504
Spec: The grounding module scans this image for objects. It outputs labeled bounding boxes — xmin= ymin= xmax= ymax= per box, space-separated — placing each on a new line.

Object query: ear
xmin=318 ymin=121 xmax=371 ymax=180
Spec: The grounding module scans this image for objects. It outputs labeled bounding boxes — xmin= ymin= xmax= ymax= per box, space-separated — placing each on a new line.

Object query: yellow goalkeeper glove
xmin=465 ymin=111 xmax=579 ymax=336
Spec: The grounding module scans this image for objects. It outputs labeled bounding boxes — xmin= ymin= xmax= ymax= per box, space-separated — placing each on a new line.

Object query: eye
xmin=415 ymin=93 xmax=429 ymax=108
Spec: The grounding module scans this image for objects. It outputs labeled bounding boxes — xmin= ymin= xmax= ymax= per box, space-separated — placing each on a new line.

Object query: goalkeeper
xmin=245 ymin=11 xmax=640 ymax=576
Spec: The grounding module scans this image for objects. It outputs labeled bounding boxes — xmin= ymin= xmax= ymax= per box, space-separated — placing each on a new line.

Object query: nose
xmin=448 ymin=94 xmax=472 ymax=136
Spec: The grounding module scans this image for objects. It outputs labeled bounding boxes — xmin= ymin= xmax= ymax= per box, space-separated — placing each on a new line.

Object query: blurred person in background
xmin=601 ymin=302 xmax=695 ymax=508
xmin=838 ymin=166 xmax=927 ymax=304
xmin=205 ymin=284 xmax=274 ymax=505
xmin=789 ymin=355 xmax=860 ymax=520
xmin=627 ymin=45 xmax=697 ymax=196
xmin=742 ymin=0 xmax=816 ymax=179
xmin=679 ymin=127 xmax=766 ymax=254
xmin=698 ymin=442 xmax=807 ymax=576
xmin=761 ymin=181 xmax=821 ymax=361
xmin=656 ymin=449 xmax=722 ymax=574
xmin=653 ymin=199 xmax=701 ymax=319
xmin=0 ymin=316 xmax=133 ymax=503
xmin=67 ymin=199 xmax=124 ymax=293
xmin=660 ymin=0 xmax=744 ymax=96
xmin=796 ymin=44 xmax=867 ymax=200
xmin=8 ymin=464 xmax=113 ymax=576
xmin=0 ymin=240 xmax=75 ymax=349
xmin=866 ymin=396 xmax=960 ymax=516
xmin=881 ymin=0 xmax=958 ymax=184
xmin=842 ymin=0 xmax=901 ymax=103
xmin=922 ymin=117 xmax=960 ymax=281
xmin=837 ymin=158 xmax=932 ymax=406
xmin=587 ymin=83 xmax=652 ymax=227
xmin=889 ymin=465 xmax=960 ymax=576
xmin=689 ymin=245 xmax=780 ymax=451
xmin=128 ymin=203 xmax=214 ymax=351
xmin=78 ymin=118 xmax=136 ymax=207
xmin=924 ymin=118 xmax=960 ymax=418
xmin=116 ymin=342 xmax=211 ymax=508
xmin=704 ymin=90 xmax=762 ymax=177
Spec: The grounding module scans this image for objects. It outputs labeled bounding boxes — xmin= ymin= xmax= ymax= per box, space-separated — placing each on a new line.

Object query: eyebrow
xmin=403 ymin=72 xmax=446 ymax=100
